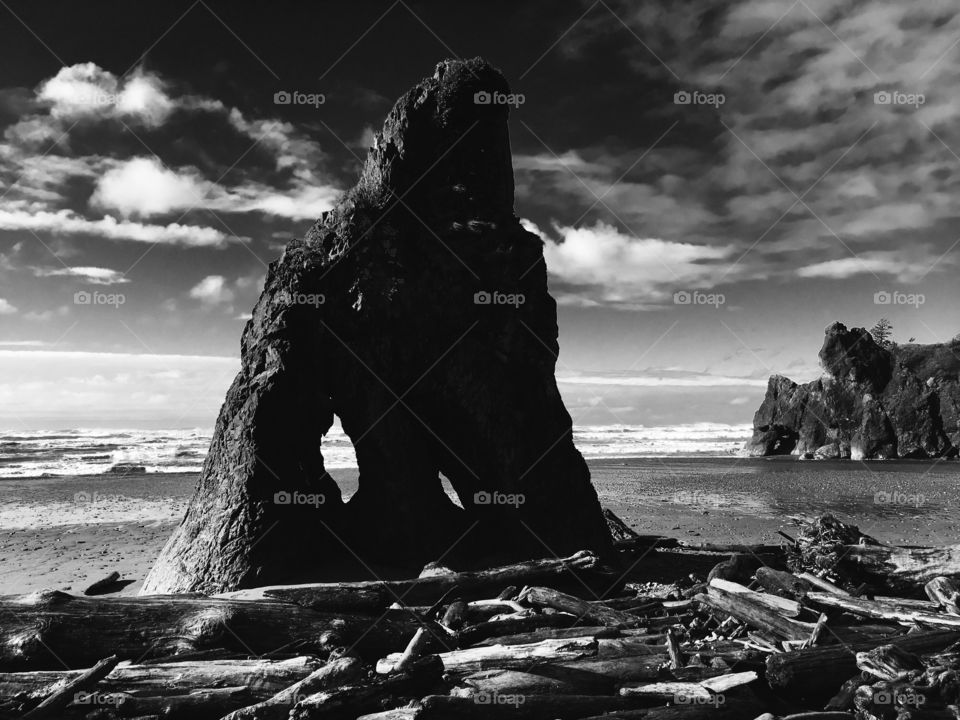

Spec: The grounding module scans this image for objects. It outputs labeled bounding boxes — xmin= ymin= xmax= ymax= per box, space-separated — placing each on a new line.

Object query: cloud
xmin=189 ymin=275 xmax=234 ymax=305
xmin=0 ymin=298 xmax=17 ymax=314
xmin=37 ymin=64 xmax=173 ymax=126
xmin=32 ymin=266 xmax=131 ymax=285
xmin=92 ymin=157 xmax=202 ymax=217
xmin=91 ymin=156 xmax=338 ymax=221
xmin=0 ymin=208 xmax=230 ymax=246
xmin=796 ymin=250 xmax=945 ymax=282
xmin=535 ymin=220 xmax=733 ymax=307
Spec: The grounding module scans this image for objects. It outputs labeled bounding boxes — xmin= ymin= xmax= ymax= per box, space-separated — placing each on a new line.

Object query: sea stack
xmin=746 ymin=322 xmax=960 ymax=460
xmin=141 ymin=58 xmax=613 ymax=594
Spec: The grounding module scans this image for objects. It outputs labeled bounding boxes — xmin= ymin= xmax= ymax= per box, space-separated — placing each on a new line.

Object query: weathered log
xmin=219 ymin=656 xmax=364 ymax=720
xmin=291 ymin=655 xmax=443 ymax=720
xmin=218 ymin=551 xmax=606 ymax=610
xmin=796 ymin=573 xmax=850 ymax=596
xmin=765 ymin=629 xmax=960 ymax=697
xmin=392 ymin=627 xmax=432 ymax=673
xmin=111 ymin=686 xmax=252 ymax=718
xmin=22 ymin=655 xmax=118 ymax=719
xmin=377 ymin=637 xmax=597 ymax=675
xmin=518 ymin=586 xmax=639 ymax=627
xmin=665 ymin=629 xmax=682 ymax=670
xmin=855 ymin=644 xmax=925 ymax=681
xmin=455 ymin=613 xmax=578 ymax=647
xmin=708 ymin=579 xmax=801 ymax=617
xmin=804 ymin=591 xmax=960 ymax=628
xmin=0 ymin=656 xmax=322 ymax=704
xmin=753 ymin=568 xmax=814 ymax=601
xmin=696 ymin=587 xmax=813 ymax=641
xmin=473 ymin=626 xmax=618 ymax=647
xmin=618 ymin=670 xmax=758 ymax=699
xmin=925 ymin=576 xmax=960 ymax=614
xmin=0 ymin=590 xmax=421 ymax=671
xmin=829 ymin=543 xmax=960 ymax=594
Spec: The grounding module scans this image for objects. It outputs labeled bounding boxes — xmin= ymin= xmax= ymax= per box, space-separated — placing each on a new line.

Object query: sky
xmin=0 ymin=0 xmax=958 ymax=430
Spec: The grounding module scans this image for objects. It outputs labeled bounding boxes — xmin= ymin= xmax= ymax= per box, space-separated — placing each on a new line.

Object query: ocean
xmin=0 ymin=423 xmax=752 ymax=478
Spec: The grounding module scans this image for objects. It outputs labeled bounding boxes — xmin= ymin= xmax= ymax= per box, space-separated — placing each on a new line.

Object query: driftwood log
xmin=217 ymin=551 xmax=611 ymax=610
xmin=765 ymin=628 xmax=960 ymax=698
xmin=0 ymin=591 xmax=421 ymax=671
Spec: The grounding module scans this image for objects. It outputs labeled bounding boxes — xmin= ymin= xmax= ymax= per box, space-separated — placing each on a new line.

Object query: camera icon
xmin=74 ymin=290 xmax=92 ymax=305
xmin=874 ymin=291 xmax=891 ymax=305
xmin=274 ymin=91 xmax=292 ymax=105
xmin=874 ymin=91 xmax=891 ymax=105
xmin=673 ymin=290 xmax=691 ymax=305
xmin=473 ymin=91 xmax=491 ymax=105
xmin=874 ymin=691 xmax=892 ymax=705
xmin=473 ymin=491 xmax=492 ymax=505
xmin=674 ymin=90 xmax=691 ymax=105
xmin=273 ymin=491 xmax=292 ymax=504
xmin=474 ymin=291 xmax=491 ymax=305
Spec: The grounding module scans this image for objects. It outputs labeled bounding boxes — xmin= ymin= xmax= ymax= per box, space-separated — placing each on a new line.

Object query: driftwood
xmin=925 ymin=576 xmax=960 ymax=614
xmin=290 ymin=655 xmax=442 ymax=720
xmin=618 ymin=670 xmax=758 ymax=698
xmin=765 ymin=629 xmax=960 ymax=697
xmin=0 ymin=656 xmax=322 ymax=702
xmin=835 ymin=543 xmax=960 ymax=594
xmin=219 ymin=551 xmax=608 ymax=610
xmin=220 ymin=656 xmax=364 ymax=720
xmin=0 ymin=590 xmax=421 ymax=671
xmin=804 ymin=591 xmax=960 ymax=628
xmin=22 ymin=655 xmax=118 ymax=719
xmin=753 ymin=568 xmax=814 ymax=600
xmin=517 ymin=586 xmax=639 ymax=627
xmin=378 ymin=637 xmax=598 ymax=675
xmin=696 ymin=586 xmax=813 ymax=641
xmin=83 ymin=571 xmax=123 ymax=596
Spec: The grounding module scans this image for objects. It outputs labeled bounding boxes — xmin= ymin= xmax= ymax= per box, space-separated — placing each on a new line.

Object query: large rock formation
xmin=141 ymin=58 xmax=613 ymax=595
xmin=746 ymin=322 xmax=960 ymax=460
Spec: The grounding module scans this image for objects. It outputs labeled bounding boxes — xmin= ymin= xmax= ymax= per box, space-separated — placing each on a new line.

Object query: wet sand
xmin=0 ymin=457 xmax=956 ymax=595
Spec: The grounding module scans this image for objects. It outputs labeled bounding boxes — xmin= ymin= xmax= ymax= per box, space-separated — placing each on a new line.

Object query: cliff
xmin=141 ymin=58 xmax=613 ymax=594
xmin=746 ymin=322 xmax=960 ymax=460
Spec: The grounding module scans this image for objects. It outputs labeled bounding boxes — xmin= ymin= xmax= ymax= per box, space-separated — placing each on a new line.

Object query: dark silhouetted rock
xmin=746 ymin=322 xmax=960 ymax=460
xmin=141 ymin=58 xmax=613 ymax=594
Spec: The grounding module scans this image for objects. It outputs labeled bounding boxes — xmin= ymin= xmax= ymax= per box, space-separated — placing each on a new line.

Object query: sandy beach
xmin=0 ymin=457 xmax=956 ymax=596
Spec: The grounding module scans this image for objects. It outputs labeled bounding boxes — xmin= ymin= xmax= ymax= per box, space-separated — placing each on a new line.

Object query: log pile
xmin=1 ymin=514 xmax=959 ymax=719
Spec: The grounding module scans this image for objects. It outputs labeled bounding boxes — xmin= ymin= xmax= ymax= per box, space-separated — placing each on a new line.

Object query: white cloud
xmin=91 ymin=156 xmax=338 ymax=220
xmin=189 ymin=275 xmax=234 ymax=305
xmin=33 ymin=266 xmax=131 ymax=285
xmin=37 ymin=63 xmax=173 ymax=126
xmin=0 ymin=208 xmax=230 ymax=246
xmin=0 ymin=298 xmax=17 ymax=314
xmin=92 ymin=157 xmax=202 ymax=217
xmin=796 ymin=250 xmax=943 ymax=281
xmin=557 ymin=372 xmax=768 ymax=388
xmin=538 ymin=221 xmax=732 ymax=307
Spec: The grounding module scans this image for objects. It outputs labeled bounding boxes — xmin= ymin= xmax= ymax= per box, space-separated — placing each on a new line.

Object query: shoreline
xmin=0 ymin=457 xmax=956 ymax=596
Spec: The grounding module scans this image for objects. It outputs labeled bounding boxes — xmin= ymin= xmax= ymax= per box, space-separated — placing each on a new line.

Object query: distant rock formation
xmin=746 ymin=322 xmax=960 ymax=460
xmin=141 ymin=58 xmax=613 ymax=595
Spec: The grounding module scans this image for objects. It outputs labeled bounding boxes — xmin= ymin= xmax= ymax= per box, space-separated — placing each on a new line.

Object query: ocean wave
xmin=0 ymin=423 xmax=752 ymax=477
